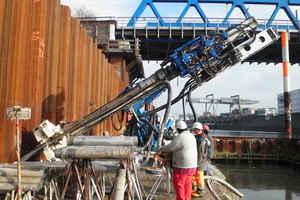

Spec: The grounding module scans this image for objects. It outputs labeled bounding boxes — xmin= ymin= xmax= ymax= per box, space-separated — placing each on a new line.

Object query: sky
xmin=61 ymin=0 xmax=300 ymax=116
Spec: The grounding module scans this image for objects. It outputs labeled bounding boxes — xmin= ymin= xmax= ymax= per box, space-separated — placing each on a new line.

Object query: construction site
xmin=1 ymin=0 xmax=300 ymax=199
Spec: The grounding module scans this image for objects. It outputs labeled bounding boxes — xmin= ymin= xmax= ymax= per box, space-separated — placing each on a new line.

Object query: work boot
xmin=192 ymin=185 xmax=197 ymax=193
xmin=191 ymin=188 xmax=204 ymax=198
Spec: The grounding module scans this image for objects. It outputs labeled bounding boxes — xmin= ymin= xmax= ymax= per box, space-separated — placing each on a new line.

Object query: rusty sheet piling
xmin=213 ymin=137 xmax=300 ymax=164
xmin=0 ymin=0 xmax=129 ymax=163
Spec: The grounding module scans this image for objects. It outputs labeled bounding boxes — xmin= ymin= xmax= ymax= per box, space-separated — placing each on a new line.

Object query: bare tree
xmin=72 ymin=6 xmax=95 ymax=18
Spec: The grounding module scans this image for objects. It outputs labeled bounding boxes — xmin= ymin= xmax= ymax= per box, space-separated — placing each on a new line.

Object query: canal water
xmin=210 ymin=129 xmax=300 ymax=200
xmin=216 ymin=163 xmax=300 ymax=200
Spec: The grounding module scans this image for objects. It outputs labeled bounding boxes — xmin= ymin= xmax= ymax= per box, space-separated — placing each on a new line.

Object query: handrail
xmin=77 ymin=17 xmax=300 ymax=31
xmin=106 ymin=39 xmax=140 ymax=53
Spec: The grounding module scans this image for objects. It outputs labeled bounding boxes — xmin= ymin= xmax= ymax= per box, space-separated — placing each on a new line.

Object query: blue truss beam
xmin=128 ymin=0 xmax=300 ymax=29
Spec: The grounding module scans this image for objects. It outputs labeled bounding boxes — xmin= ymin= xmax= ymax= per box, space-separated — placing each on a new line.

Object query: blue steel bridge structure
xmin=83 ymin=0 xmax=300 ymax=64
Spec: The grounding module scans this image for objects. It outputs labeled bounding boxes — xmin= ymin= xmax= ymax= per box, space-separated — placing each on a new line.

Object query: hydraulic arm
xmin=21 ymin=17 xmax=279 ymax=161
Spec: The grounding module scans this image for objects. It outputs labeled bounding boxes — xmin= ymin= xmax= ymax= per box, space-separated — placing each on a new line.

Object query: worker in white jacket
xmin=161 ymin=120 xmax=197 ymax=200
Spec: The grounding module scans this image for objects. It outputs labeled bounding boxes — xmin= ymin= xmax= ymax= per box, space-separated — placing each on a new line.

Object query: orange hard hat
xmin=203 ymin=125 xmax=209 ymax=131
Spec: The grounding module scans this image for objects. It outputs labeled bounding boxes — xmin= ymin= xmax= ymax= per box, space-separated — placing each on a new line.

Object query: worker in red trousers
xmin=161 ymin=120 xmax=197 ymax=200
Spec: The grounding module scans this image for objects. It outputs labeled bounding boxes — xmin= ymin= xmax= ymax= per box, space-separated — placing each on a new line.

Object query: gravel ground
xmin=135 ymin=160 xmax=243 ymax=200
xmin=102 ymin=159 xmax=243 ymax=200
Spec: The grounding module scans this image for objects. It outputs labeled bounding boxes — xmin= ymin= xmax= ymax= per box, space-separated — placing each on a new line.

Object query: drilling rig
xmin=21 ymin=17 xmax=279 ymax=162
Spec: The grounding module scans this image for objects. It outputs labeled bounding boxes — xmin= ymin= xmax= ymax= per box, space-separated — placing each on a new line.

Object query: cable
xmin=137 ymin=77 xmax=199 ymax=118
xmin=182 ymin=97 xmax=186 ymax=121
xmin=139 ymin=118 xmax=161 ymax=149
xmin=111 ymin=111 xmax=124 ymax=131
xmin=187 ymin=86 xmax=197 ymax=122
xmin=157 ymin=81 xmax=172 ymax=149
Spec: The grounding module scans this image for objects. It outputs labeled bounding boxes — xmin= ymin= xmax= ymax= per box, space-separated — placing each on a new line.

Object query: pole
xmin=15 ymin=111 xmax=22 ymax=200
xmin=281 ymin=31 xmax=292 ymax=139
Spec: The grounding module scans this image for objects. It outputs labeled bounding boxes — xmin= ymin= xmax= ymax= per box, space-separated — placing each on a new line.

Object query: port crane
xmin=190 ymin=94 xmax=259 ymax=115
xmin=21 ymin=17 xmax=280 ymax=162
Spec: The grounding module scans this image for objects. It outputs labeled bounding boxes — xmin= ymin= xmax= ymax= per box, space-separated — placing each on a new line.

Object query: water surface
xmin=217 ymin=163 xmax=300 ymax=200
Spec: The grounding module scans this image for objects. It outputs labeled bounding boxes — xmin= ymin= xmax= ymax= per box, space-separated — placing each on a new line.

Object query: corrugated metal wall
xmin=0 ymin=0 xmax=128 ymax=163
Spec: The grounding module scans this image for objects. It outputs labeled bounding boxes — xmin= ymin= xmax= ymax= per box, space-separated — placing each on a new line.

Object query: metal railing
xmin=80 ymin=17 xmax=299 ymax=32
xmin=106 ymin=39 xmax=140 ymax=53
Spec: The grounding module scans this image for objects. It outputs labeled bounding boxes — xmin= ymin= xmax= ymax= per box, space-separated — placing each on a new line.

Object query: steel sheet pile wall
xmin=0 ymin=0 xmax=127 ymax=163
xmin=213 ymin=138 xmax=300 ymax=164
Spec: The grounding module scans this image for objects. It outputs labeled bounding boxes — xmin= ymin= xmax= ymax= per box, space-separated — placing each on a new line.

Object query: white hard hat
xmin=175 ymin=120 xmax=187 ymax=129
xmin=192 ymin=122 xmax=203 ymax=130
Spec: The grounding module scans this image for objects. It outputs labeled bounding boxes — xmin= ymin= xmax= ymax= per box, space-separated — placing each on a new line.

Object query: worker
xmin=203 ymin=125 xmax=214 ymax=175
xmin=160 ymin=120 xmax=197 ymax=200
xmin=191 ymin=122 xmax=210 ymax=198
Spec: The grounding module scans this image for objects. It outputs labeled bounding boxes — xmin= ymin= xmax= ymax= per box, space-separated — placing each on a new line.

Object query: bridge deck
xmin=80 ymin=17 xmax=300 ymax=64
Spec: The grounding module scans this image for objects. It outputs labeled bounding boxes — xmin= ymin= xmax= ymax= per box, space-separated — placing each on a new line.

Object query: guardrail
xmin=106 ymin=39 xmax=140 ymax=53
xmin=79 ymin=17 xmax=299 ymax=32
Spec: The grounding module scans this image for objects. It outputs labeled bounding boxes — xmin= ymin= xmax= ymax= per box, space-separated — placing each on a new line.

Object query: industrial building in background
xmin=278 ymin=88 xmax=300 ymax=114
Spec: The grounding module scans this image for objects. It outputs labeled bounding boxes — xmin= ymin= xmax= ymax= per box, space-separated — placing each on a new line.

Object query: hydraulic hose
xmin=139 ymin=118 xmax=161 ymax=150
xmin=157 ymin=81 xmax=172 ymax=149
xmin=205 ymin=176 xmax=244 ymax=198
xmin=137 ymin=77 xmax=198 ymax=118
xmin=182 ymin=97 xmax=186 ymax=121
xmin=138 ymin=118 xmax=161 ymax=166
xmin=187 ymin=86 xmax=197 ymax=122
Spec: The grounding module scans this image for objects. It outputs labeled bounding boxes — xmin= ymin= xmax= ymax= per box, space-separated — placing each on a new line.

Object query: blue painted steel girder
xmin=128 ymin=0 xmax=300 ymax=29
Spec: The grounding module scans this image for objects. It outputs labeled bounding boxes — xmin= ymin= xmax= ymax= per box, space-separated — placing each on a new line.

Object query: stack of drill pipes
xmin=55 ymin=136 xmax=138 ymax=160
xmin=0 ymin=162 xmax=68 ymax=193
xmin=67 ymin=136 xmax=138 ymax=146
xmin=0 ymin=165 xmax=45 ymax=193
xmin=19 ymin=161 xmax=68 ymax=181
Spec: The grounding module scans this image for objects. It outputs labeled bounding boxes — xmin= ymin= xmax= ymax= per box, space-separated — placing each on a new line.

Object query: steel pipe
xmin=111 ymin=168 xmax=126 ymax=200
xmin=55 ymin=146 xmax=136 ymax=159
xmin=0 ymin=183 xmax=40 ymax=192
xmin=0 ymin=176 xmax=41 ymax=184
xmin=67 ymin=136 xmax=138 ymax=146
xmin=91 ymin=161 xmax=120 ymax=173
xmin=0 ymin=167 xmax=45 ymax=177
